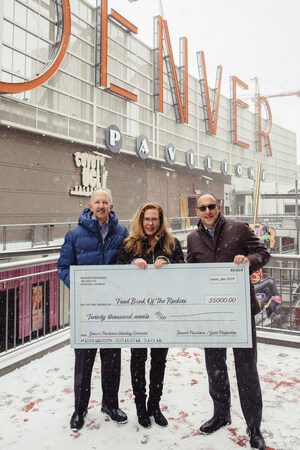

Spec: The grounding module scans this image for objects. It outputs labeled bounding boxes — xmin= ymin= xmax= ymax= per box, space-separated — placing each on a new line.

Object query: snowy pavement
xmin=0 ymin=343 xmax=299 ymax=450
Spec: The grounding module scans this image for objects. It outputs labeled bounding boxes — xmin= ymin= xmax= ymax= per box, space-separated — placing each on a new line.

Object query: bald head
xmin=196 ymin=194 xmax=221 ymax=229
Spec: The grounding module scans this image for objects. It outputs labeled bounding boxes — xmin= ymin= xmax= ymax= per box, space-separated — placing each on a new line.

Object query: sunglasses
xmin=198 ymin=203 xmax=217 ymax=212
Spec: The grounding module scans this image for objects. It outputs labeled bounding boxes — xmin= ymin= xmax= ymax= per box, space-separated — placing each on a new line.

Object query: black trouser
xmin=204 ymin=318 xmax=262 ymax=428
xmin=131 ymin=348 xmax=168 ymax=407
xmin=74 ymin=348 xmax=121 ymax=414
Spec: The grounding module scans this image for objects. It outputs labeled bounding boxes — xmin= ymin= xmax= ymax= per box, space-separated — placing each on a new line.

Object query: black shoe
xmin=247 ymin=427 xmax=266 ymax=449
xmin=136 ymin=404 xmax=151 ymax=429
xmin=70 ymin=409 xmax=88 ymax=431
xmin=199 ymin=414 xmax=231 ymax=434
xmin=101 ymin=405 xmax=128 ymax=424
xmin=147 ymin=403 xmax=168 ymax=427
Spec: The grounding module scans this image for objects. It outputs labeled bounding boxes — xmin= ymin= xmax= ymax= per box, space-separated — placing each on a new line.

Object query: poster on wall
xmin=31 ymin=285 xmax=44 ymax=332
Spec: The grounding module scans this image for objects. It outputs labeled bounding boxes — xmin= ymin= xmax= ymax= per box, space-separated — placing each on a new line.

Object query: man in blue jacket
xmin=57 ymin=187 xmax=128 ymax=431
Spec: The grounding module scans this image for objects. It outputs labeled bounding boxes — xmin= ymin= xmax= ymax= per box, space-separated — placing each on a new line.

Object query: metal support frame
xmin=37 ymin=0 xmax=64 ymax=76
xmin=197 ymin=52 xmax=209 ymax=133
xmin=95 ymin=0 xmax=102 ymax=87
xmin=153 ymin=16 xmax=160 ymax=113
xmin=197 ymin=51 xmax=222 ymax=135
xmin=179 ymin=37 xmax=187 ymax=121
xmin=255 ymin=93 xmax=260 ymax=152
xmin=229 ymin=76 xmax=235 ymax=144
xmin=162 ymin=28 xmax=181 ymax=123
xmin=153 ymin=16 xmax=186 ymax=122
xmin=0 ymin=1 xmax=4 ymax=75
xmin=261 ymin=99 xmax=272 ymax=156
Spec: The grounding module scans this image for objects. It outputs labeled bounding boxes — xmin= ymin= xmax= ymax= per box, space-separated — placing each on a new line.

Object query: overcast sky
xmin=87 ymin=0 xmax=300 ymax=161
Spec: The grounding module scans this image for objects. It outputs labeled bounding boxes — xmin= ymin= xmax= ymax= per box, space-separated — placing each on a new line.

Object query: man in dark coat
xmin=187 ymin=193 xmax=270 ymax=450
xmin=57 ymin=187 xmax=128 ymax=431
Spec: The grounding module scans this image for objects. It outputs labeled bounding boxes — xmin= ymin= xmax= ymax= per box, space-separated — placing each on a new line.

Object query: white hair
xmin=90 ymin=187 xmax=113 ymax=204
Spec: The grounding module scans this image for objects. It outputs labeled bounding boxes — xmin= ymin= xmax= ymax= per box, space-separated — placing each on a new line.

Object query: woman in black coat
xmin=116 ymin=202 xmax=184 ymax=428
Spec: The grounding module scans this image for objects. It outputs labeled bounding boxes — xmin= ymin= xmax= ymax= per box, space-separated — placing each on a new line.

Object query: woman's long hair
xmin=124 ymin=202 xmax=175 ymax=256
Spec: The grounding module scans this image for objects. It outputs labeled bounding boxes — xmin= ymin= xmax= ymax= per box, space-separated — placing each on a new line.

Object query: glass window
xmin=2 ymin=47 xmax=13 ymax=71
xmin=0 ymin=70 xmax=13 ymax=83
xmin=69 ymin=76 xmax=79 ymax=96
xmin=69 ymin=97 xmax=80 ymax=118
xmin=39 ymin=16 xmax=50 ymax=40
xmin=59 ymin=52 xmax=69 ymax=71
xmin=24 ymin=87 xmax=37 ymax=105
xmin=139 ymin=108 xmax=152 ymax=124
xmin=27 ymin=9 xmax=39 ymax=34
xmin=70 ymin=0 xmax=80 ymax=16
xmin=69 ymin=118 xmax=92 ymax=141
xmin=26 ymin=33 xmax=39 ymax=57
xmin=79 ymin=61 xmax=93 ymax=82
xmin=3 ymin=21 xmax=13 ymax=46
xmin=38 ymin=40 xmax=51 ymax=61
xmin=30 ymin=0 xmax=40 ymax=12
xmin=3 ymin=1 xmax=14 ymax=20
xmin=68 ymin=55 xmax=78 ymax=77
xmin=40 ymin=0 xmax=55 ymax=20
xmin=25 ymin=55 xmax=36 ymax=79
xmin=139 ymin=91 xmax=151 ymax=108
xmin=56 ymin=114 xmax=68 ymax=135
xmin=81 ymin=23 xmax=94 ymax=43
xmin=37 ymin=109 xmax=48 ymax=131
xmin=87 ymin=6 xmax=92 ymax=24
xmin=23 ymin=103 xmax=37 ymax=128
xmin=14 ymin=26 xmax=26 ymax=52
xmin=37 ymin=86 xmax=52 ymax=108
xmin=57 ymin=72 xmax=70 ymax=93
xmin=14 ymin=2 xmax=27 ymax=27
xmin=49 ymin=21 xmax=57 ymax=43
xmin=69 ymin=35 xmax=77 ymax=54
xmin=79 ymin=3 xmax=88 ymax=22
xmin=58 ymin=93 xmax=69 ymax=115
xmin=12 ymin=50 xmax=26 ymax=78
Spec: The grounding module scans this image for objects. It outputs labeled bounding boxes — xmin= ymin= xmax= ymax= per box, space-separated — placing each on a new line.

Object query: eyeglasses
xmin=197 ymin=204 xmax=217 ymax=212
xmin=143 ymin=218 xmax=160 ymax=223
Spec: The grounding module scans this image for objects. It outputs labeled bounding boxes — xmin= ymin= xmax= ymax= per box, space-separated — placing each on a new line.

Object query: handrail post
xmin=3 ymin=226 xmax=7 ymax=251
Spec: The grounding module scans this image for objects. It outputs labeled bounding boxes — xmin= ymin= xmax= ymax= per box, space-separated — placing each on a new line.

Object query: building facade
xmin=0 ymin=0 xmax=297 ymax=225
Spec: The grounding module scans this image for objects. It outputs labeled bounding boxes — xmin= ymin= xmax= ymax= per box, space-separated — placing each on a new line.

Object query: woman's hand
xmin=132 ymin=258 xmax=148 ymax=270
xmin=154 ymin=258 xmax=167 ymax=269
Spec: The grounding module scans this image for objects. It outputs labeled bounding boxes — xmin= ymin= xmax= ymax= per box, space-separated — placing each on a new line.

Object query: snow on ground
xmin=0 ymin=343 xmax=299 ymax=450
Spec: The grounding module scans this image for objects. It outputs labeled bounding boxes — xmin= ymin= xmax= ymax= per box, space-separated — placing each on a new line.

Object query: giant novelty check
xmin=70 ymin=263 xmax=252 ymax=348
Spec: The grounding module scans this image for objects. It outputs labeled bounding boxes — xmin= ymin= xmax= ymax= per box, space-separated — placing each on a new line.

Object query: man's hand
xmin=132 ymin=258 xmax=148 ymax=270
xmin=154 ymin=258 xmax=167 ymax=269
xmin=234 ymin=255 xmax=249 ymax=265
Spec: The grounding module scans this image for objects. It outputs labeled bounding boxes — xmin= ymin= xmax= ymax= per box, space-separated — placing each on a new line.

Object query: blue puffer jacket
xmin=57 ymin=208 xmax=128 ymax=288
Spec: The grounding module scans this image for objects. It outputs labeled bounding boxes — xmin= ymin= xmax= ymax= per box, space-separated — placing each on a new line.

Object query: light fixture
xmin=202 ymin=175 xmax=213 ymax=181
xmin=161 ymin=165 xmax=175 ymax=172
xmin=93 ymin=151 xmax=112 ymax=159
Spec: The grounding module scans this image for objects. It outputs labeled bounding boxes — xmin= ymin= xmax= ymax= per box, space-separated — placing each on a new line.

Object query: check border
xmin=70 ymin=263 xmax=252 ymax=348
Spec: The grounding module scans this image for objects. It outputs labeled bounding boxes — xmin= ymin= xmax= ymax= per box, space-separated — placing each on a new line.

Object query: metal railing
xmin=0 ymin=222 xmax=75 ymax=252
xmin=0 ymin=253 xmax=300 ymax=360
xmin=256 ymin=254 xmax=300 ymax=335
xmin=0 ymin=256 xmax=69 ymax=356
xmin=1 ymin=214 xmax=296 ymax=253
xmin=0 ymin=218 xmax=197 ymax=255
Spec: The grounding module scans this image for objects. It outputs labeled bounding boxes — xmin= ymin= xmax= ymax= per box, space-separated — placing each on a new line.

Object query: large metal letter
xmin=197 ymin=51 xmax=222 ymax=136
xmin=230 ymin=76 xmax=250 ymax=149
xmin=153 ymin=16 xmax=188 ymax=123
xmin=0 ymin=0 xmax=71 ymax=93
xmin=256 ymin=94 xmax=273 ymax=156
xmin=95 ymin=0 xmax=138 ymax=102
